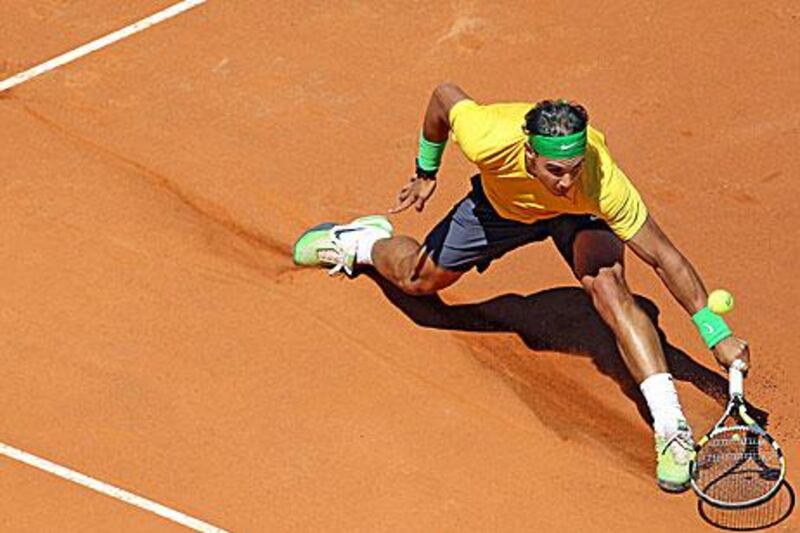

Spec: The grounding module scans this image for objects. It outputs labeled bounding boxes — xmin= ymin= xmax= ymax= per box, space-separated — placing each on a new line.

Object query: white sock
xmin=639 ymin=373 xmax=686 ymax=436
xmin=354 ymin=231 xmax=385 ymax=266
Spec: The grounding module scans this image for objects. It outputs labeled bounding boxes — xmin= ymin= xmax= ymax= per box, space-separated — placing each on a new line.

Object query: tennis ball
xmin=731 ymin=433 xmax=741 ymax=442
xmin=708 ymin=289 xmax=734 ymax=314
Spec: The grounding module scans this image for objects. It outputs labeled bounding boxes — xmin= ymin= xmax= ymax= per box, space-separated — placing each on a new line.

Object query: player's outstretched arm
xmin=420 ymin=83 xmax=471 ymax=142
xmin=626 ymin=215 xmax=750 ymax=371
xmin=390 ymin=83 xmax=471 ymax=214
xmin=626 ymin=216 xmax=706 ymax=312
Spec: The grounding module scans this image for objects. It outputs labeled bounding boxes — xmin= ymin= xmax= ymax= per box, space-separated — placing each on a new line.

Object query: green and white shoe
xmin=655 ymin=420 xmax=695 ymax=492
xmin=292 ymin=215 xmax=393 ymax=276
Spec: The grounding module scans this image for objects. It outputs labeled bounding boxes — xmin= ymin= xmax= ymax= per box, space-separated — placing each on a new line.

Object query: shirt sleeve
xmin=447 ymin=99 xmax=498 ymax=164
xmin=599 ymin=164 xmax=649 ymax=241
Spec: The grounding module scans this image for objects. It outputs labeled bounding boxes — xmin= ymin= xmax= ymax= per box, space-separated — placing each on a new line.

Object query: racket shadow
xmin=366 ymin=276 xmax=770 ymax=429
xmin=698 ymin=479 xmax=795 ymax=531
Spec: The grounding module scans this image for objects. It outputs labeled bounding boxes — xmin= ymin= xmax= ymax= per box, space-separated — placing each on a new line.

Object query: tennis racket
xmin=690 ymin=359 xmax=786 ymax=507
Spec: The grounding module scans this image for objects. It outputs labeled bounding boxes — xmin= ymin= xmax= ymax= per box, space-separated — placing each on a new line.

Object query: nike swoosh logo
xmin=703 ymin=324 xmax=715 ymax=334
xmin=333 ymin=228 xmax=360 ymax=240
xmin=560 ymin=141 xmax=580 ymax=150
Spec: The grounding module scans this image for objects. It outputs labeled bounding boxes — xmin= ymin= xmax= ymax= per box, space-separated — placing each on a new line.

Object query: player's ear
xmin=522 ymin=125 xmax=538 ymax=161
xmin=522 ymin=125 xmax=534 ymax=154
xmin=524 ymin=141 xmax=535 ymax=156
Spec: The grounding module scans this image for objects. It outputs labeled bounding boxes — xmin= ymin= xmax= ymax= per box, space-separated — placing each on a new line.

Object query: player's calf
xmin=582 ymin=264 xmax=695 ymax=491
xmin=373 ymin=238 xmax=462 ymax=295
xmin=293 ymin=216 xmax=461 ymax=294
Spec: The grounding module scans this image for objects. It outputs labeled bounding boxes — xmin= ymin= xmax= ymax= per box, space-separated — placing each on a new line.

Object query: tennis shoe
xmin=655 ymin=420 xmax=695 ymax=492
xmin=292 ymin=215 xmax=393 ymax=276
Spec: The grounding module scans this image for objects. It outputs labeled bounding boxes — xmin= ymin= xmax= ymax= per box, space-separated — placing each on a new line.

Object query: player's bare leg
xmin=572 ymin=227 xmax=694 ymax=492
xmin=372 ymin=236 xmax=462 ymax=295
xmin=292 ymin=215 xmax=460 ymax=292
xmin=570 ymin=228 xmax=664 ymax=381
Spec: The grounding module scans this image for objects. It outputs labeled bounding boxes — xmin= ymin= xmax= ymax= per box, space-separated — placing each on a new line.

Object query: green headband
xmin=530 ymin=129 xmax=587 ymax=159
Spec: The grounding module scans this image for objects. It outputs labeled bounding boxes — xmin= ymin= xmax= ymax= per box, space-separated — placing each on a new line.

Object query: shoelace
xmin=317 ymin=242 xmax=350 ymax=277
xmin=327 ymin=263 xmax=348 ymax=276
xmin=661 ymin=431 xmax=694 ymax=463
xmin=319 ymin=222 xmax=380 ymax=277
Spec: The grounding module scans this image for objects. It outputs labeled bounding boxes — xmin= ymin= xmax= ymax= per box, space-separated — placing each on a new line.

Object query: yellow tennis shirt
xmin=448 ymin=99 xmax=648 ymax=241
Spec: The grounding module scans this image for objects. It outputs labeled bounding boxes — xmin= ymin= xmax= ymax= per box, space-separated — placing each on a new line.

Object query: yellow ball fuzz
xmin=708 ymin=289 xmax=734 ymax=314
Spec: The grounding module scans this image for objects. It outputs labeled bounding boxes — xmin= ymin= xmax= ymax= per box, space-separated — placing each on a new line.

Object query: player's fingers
xmin=738 ymin=341 xmax=751 ymax=373
xmin=414 ymin=195 xmax=426 ymax=212
xmin=389 ymin=194 xmax=416 ymax=214
xmin=389 ymin=188 xmax=410 ymax=211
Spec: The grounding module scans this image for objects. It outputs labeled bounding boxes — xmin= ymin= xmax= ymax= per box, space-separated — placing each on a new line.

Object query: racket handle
xmin=729 ymin=359 xmax=746 ymax=398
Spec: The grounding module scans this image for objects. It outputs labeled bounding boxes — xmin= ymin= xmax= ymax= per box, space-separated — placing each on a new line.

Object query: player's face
xmin=526 ymin=146 xmax=585 ymax=196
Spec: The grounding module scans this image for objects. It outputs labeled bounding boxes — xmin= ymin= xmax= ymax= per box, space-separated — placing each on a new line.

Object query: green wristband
xmin=417 ymin=132 xmax=447 ymax=173
xmin=692 ymin=306 xmax=733 ymax=349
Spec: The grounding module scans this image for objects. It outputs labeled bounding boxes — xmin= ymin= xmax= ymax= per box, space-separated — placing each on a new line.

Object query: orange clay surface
xmin=1 ymin=1 xmax=798 ymax=531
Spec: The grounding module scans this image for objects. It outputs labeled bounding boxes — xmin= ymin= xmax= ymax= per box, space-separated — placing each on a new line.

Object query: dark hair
xmin=524 ymin=99 xmax=589 ymax=137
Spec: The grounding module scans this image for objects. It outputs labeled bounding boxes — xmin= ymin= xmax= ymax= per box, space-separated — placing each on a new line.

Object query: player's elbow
xmin=433 ymin=82 xmax=460 ymax=98
xmin=431 ymin=83 xmax=470 ymax=117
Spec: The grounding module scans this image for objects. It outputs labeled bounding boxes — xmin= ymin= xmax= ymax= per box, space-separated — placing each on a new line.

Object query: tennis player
xmin=293 ymin=83 xmax=750 ymax=492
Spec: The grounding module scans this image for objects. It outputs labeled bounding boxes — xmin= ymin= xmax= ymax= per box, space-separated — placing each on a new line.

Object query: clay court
xmin=1 ymin=1 xmax=797 ymax=531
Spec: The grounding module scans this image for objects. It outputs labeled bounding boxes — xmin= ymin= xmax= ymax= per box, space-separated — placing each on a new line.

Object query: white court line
xmin=2 ymin=0 xmax=225 ymax=528
xmin=0 ymin=0 xmax=207 ymax=93
xmin=0 ymin=442 xmax=228 ymax=532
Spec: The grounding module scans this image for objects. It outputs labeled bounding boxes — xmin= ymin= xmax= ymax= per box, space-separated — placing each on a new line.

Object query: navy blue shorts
xmin=423 ymin=176 xmax=612 ymax=273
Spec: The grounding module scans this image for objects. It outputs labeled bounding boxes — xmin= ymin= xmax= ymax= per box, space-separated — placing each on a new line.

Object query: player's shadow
xmin=366 ymin=273 xmax=769 ymax=427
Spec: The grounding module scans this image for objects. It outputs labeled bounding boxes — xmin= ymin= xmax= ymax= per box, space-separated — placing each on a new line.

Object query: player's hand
xmin=389 ymin=175 xmax=437 ymax=214
xmin=712 ymin=336 xmax=750 ymax=373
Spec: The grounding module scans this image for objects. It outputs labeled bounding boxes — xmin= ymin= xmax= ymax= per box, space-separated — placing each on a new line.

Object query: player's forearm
xmin=417 ymin=85 xmax=457 ymax=177
xmin=653 ymin=251 xmax=708 ymax=317
xmin=416 ymin=84 xmax=470 ymax=178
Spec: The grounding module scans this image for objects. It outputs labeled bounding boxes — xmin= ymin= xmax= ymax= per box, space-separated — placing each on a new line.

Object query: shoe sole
xmin=657 ymin=479 xmax=690 ymax=493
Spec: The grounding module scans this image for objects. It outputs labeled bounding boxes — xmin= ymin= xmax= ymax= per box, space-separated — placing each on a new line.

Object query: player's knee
xmin=399 ymin=269 xmax=459 ymax=296
xmin=399 ymin=281 xmax=437 ymax=296
xmin=582 ymin=263 xmax=629 ymax=309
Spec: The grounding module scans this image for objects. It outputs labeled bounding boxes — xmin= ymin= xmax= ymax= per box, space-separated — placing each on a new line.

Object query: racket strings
xmin=694 ymin=427 xmax=782 ymax=505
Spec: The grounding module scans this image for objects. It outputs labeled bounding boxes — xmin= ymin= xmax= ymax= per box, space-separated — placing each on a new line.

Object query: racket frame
xmin=690 ymin=361 xmax=786 ymax=508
